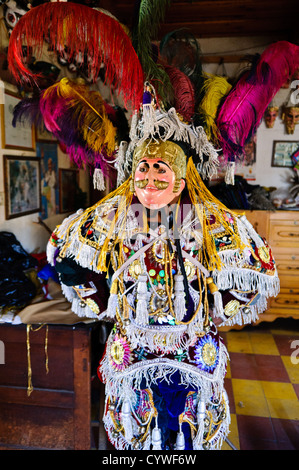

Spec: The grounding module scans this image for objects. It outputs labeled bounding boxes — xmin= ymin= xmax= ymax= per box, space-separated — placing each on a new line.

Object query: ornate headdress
xmin=7 ymin=2 xmax=299 ymax=190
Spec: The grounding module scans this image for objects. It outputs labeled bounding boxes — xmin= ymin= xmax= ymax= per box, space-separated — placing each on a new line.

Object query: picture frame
xmin=3 ymin=155 xmax=41 ymax=219
xmin=36 ymin=141 xmax=59 ymax=219
xmin=271 ymin=140 xmax=299 ymax=168
xmin=1 ymin=91 xmax=35 ymax=151
xmin=59 ymin=168 xmax=79 ymax=213
xmin=35 ymin=125 xmax=56 ymax=143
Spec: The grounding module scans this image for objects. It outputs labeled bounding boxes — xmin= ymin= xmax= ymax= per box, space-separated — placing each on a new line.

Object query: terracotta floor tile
xmin=217 ymin=319 xmax=299 ymax=451
xmin=229 ymin=352 xmax=259 ymax=380
xmin=281 ymin=355 xmax=299 ymax=384
xmin=236 ymin=415 xmax=276 ymax=441
xmin=224 ymin=377 xmax=235 ymax=413
xmin=273 ymin=334 xmax=299 ymax=356
xmin=234 ymin=393 xmax=270 ymax=418
xmin=255 ymin=354 xmax=290 ymax=382
xmin=238 ymin=435 xmax=279 ymax=450
xmin=271 ymin=418 xmax=299 ymax=449
xmin=232 ymin=378 xmax=264 ymax=397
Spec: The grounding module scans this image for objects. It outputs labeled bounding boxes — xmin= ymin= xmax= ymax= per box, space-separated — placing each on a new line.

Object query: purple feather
xmin=12 ymin=86 xmax=116 ymax=173
xmin=12 ymin=95 xmax=44 ymax=131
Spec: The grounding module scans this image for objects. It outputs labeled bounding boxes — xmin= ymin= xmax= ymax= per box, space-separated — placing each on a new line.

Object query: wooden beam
xmin=201 ymin=55 xmax=249 ymax=63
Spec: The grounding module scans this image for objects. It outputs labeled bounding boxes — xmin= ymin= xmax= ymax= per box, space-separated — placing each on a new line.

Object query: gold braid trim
xmin=59 ymin=178 xmax=133 ymax=272
xmin=185 ymin=158 xmax=245 ymax=271
xmin=26 ymin=324 xmax=49 ymax=397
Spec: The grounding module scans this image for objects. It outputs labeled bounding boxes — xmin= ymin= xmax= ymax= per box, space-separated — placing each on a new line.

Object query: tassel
xmin=224 ymin=161 xmax=235 ymax=185
xmin=193 ymin=399 xmax=206 ymax=450
xmin=121 ymin=399 xmax=133 ymax=442
xmin=93 ymin=167 xmax=106 ymax=191
xmin=239 ymin=215 xmax=264 ymax=248
xmin=206 ymin=277 xmax=225 ymax=319
xmin=136 ymin=274 xmax=148 ymax=325
xmin=176 ymin=423 xmax=185 ymax=450
xmin=115 ymin=141 xmax=129 ymax=187
xmin=151 ymin=418 xmax=162 ymax=450
xmin=26 ymin=325 xmax=33 ymax=397
xmin=174 ymin=274 xmax=186 ymax=321
xmin=106 ymin=280 xmax=119 ymax=319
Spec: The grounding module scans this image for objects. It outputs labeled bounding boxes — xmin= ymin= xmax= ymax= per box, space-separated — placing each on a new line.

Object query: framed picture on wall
xmin=36 ymin=142 xmax=59 ymax=219
xmin=3 ymin=155 xmax=41 ymax=219
xmin=1 ymin=91 xmax=35 ymax=151
xmin=35 ymin=126 xmax=56 ymax=143
xmin=272 ymin=141 xmax=299 ymax=167
xmin=59 ymin=168 xmax=79 ymax=213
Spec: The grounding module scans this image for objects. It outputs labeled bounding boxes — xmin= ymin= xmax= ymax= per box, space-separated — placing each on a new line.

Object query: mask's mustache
xmin=135 ymin=179 xmax=169 ymax=190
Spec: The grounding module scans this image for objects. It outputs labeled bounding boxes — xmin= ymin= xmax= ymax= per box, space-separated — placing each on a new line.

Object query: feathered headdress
xmin=7 ymin=2 xmax=299 ymax=187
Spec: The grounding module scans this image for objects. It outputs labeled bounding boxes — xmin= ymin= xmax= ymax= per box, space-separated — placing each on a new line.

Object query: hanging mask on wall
xmin=2 ymin=0 xmax=30 ymax=34
xmin=264 ymin=106 xmax=279 ymax=128
xmin=281 ymin=106 xmax=299 ymax=134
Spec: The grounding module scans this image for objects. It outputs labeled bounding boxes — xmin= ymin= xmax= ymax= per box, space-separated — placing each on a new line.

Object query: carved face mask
xmin=282 ymin=106 xmax=299 ymax=134
xmin=134 ymin=157 xmax=185 ymax=209
xmin=264 ymin=106 xmax=279 ymax=128
xmin=132 ymin=141 xmax=186 ymax=209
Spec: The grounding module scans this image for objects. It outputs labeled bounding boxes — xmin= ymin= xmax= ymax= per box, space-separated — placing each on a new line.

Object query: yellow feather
xmin=43 ymin=78 xmax=117 ymax=154
xmin=199 ymin=73 xmax=232 ymax=141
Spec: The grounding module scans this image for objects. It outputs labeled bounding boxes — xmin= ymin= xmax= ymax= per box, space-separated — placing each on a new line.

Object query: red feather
xmin=163 ymin=65 xmax=195 ymax=122
xmin=216 ymin=41 xmax=299 ymax=162
xmin=7 ymin=2 xmax=144 ymax=111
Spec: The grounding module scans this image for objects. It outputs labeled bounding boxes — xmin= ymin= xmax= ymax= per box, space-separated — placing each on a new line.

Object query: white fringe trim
xmin=100 ymin=340 xmax=229 ymax=399
xmin=101 ymin=351 xmax=231 ymax=450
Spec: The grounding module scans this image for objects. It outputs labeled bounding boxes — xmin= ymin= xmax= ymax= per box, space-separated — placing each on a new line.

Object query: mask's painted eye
xmin=153 ymin=162 xmax=167 ymax=173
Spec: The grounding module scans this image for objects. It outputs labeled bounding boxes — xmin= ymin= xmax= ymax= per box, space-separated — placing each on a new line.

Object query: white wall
xmin=255 ymin=88 xmax=299 ymax=199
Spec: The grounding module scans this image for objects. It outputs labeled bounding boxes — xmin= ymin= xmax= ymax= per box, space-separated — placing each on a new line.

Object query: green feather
xmin=132 ymin=0 xmax=173 ymax=105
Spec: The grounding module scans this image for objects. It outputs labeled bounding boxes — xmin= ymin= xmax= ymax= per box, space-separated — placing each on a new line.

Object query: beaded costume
xmin=7 ymin=1 xmax=299 ymax=451
xmin=46 ymin=159 xmax=279 ymax=450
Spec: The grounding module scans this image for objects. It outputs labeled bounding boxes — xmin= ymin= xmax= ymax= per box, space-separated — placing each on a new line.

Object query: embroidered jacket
xmin=47 ymin=194 xmax=279 ymax=450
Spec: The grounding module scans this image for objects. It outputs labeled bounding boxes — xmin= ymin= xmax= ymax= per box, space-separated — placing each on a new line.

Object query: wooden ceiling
xmin=99 ymin=0 xmax=299 ymax=42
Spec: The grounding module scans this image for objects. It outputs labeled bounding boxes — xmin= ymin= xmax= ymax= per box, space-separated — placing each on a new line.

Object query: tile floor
xmin=221 ymin=317 xmax=299 ymax=450
xmin=92 ymin=317 xmax=299 ymax=451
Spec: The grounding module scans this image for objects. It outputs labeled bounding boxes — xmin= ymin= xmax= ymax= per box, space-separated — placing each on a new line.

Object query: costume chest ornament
xmin=194 ymin=335 xmax=219 ymax=372
xmin=109 ymin=334 xmax=132 ymax=371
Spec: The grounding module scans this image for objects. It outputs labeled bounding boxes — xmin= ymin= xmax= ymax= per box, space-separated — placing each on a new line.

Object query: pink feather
xmin=216 ymin=41 xmax=299 ymax=162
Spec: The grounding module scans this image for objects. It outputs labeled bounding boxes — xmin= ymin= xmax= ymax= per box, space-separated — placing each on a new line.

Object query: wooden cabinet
xmin=0 ymin=323 xmax=92 ymax=450
xmin=243 ymin=210 xmax=299 ymax=323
